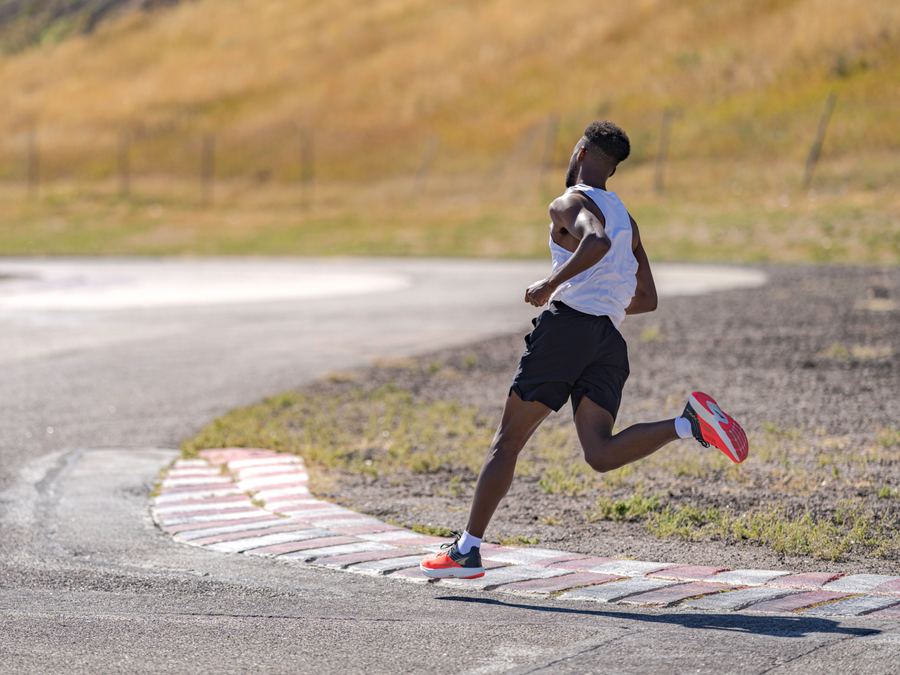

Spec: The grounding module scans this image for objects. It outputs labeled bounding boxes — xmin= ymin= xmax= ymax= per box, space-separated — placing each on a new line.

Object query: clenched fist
xmin=524 ymin=278 xmax=557 ymax=307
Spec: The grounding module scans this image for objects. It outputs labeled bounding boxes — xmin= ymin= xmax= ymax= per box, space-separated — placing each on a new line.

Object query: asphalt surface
xmin=1 ymin=257 xmax=897 ymax=675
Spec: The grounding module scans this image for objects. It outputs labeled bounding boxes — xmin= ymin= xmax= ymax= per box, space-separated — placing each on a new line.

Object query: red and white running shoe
xmin=420 ymin=532 xmax=485 ymax=579
xmin=682 ymin=392 xmax=749 ymax=463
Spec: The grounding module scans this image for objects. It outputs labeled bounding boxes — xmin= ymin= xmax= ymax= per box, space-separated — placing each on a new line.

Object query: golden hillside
xmin=0 ymin=0 xmax=898 ymax=261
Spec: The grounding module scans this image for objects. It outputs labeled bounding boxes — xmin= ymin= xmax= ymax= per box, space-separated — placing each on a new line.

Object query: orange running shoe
xmin=420 ymin=532 xmax=485 ymax=579
xmin=682 ymin=392 xmax=749 ymax=463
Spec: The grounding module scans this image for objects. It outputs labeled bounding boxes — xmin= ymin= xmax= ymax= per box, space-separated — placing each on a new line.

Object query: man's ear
xmin=578 ymin=147 xmax=587 ymax=161
xmin=609 ymin=165 xmax=617 ymax=177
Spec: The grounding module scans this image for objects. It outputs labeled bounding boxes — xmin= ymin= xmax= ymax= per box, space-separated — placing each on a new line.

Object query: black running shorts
xmin=510 ymin=301 xmax=629 ymax=418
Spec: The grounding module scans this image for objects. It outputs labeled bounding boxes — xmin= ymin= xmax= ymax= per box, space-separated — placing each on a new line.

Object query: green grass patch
xmin=182 ymin=382 xmax=494 ymax=475
xmin=588 ymin=491 xmax=663 ymax=523
xmin=183 ymin=376 xmax=593 ymax=483
xmin=585 ymin=490 xmax=899 ymax=561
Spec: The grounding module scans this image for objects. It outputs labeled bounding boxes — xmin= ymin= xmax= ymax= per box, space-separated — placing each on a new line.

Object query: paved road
xmin=3 ymin=258 xmax=896 ymax=674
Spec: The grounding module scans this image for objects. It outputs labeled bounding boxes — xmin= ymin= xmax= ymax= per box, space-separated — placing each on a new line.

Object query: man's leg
xmin=420 ymin=392 xmax=551 ymax=579
xmin=574 ymin=397 xmax=678 ymax=473
xmin=464 ymin=391 xmax=553 ymax=538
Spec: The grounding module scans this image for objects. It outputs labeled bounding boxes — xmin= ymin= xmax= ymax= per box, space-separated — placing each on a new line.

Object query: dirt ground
xmin=308 ymin=264 xmax=899 ymax=574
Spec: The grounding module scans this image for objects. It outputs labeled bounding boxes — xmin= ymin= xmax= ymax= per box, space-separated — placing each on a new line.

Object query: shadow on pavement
xmin=437 ymin=596 xmax=880 ymax=639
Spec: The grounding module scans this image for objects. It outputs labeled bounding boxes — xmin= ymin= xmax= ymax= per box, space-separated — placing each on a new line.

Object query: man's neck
xmin=575 ymin=168 xmax=609 ymax=190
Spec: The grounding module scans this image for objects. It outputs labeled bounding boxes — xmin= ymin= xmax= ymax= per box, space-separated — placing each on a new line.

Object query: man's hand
xmin=525 ymin=278 xmax=557 ymax=307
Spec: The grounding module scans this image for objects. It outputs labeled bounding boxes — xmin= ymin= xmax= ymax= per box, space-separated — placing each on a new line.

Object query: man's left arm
xmin=625 ymin=216 xmax=658 ymax=315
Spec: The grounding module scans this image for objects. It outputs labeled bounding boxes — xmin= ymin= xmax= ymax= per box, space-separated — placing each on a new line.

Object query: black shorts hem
xmin=571 ymin=387 xmax=622 ymax=420
xmin=509 ymin=384 xmax=566 ymax=412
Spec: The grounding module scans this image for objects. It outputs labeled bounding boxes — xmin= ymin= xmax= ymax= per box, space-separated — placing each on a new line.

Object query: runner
xmin=421 ymin=121 xmax=749 ymax=580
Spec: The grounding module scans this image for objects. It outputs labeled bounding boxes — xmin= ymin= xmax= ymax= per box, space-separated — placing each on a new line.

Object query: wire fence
xmin=1 ymin=96 xmax=849 ymax=208
xmin=2 ymin=116 xmax=573 ymax=208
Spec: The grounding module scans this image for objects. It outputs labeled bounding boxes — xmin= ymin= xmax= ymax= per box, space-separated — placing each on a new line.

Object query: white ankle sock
xmin=674 ymin=416 xmax=693 ymax=439
xmin=457 ymin=531 xmax=482 ymax=554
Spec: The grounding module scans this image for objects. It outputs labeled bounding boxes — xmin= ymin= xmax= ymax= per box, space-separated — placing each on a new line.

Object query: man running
xmin=421 ymin=120 xmax=749 ymax=580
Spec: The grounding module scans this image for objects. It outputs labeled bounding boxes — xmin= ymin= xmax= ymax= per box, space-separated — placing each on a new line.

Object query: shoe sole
xmin=419 ymin=565 xmax=485 ymax=579
xmin=689 ymin=392 xmax=748 ymax=463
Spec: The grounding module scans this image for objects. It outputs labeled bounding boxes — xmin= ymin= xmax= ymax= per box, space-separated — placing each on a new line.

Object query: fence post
xmin=803 ymin=92 xmax=837 ymax=190
xmin=27 ymin=126 xmax=39 ymax=200
xmin=410 ymin=133 xmax=441 ymax=203
xmin=118 ymin=126 xmax=131 ymax=197
xmin=539 ymin=113 xmax=560 ymax=188
xmin=300 ymin=129 xmax=314 ymax=210
xmin=201 ymin=132 xmax=215 ymax=206
xmin=654 ymin=110 xmax=673 ymax=195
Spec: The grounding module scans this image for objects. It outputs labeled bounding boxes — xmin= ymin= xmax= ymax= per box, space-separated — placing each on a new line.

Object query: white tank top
xmin=548 ymin=185 xmax=638 ymax=328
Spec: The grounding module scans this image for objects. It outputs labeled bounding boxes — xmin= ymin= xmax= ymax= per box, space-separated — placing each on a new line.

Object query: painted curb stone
xmin=150 ymin=449 xmax=900 ymax=619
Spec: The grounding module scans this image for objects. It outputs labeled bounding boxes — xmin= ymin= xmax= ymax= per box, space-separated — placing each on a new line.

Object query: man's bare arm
xmin=524 ymin=194 xmax=611 ymax=307
xmin=624 ymin=216 xmax=658 ymax=315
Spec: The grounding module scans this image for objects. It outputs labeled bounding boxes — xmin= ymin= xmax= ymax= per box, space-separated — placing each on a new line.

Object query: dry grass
xmin=3 ymin=0 xmax=899 ymax=170
xmin=1 ymin=0 xmax=899 ymax=262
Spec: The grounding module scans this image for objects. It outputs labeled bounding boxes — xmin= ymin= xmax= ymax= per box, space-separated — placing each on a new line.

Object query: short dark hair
xmin=583 ymin=120 xmax=630 ymax=164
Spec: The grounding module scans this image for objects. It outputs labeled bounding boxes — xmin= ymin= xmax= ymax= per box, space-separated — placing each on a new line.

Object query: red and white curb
xmin=153 ymin=449 xmax=900 ymax=618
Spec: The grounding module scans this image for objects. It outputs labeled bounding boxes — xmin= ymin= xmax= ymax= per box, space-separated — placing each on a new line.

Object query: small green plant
xmin=761 ymin=422 xmax=804 ymax=440
xmin=411 ymin=524 xmax=455 ymax=537
xmin=639 ymin=325 xmax=664 ymax=342
xmin=589 ymin=491 xmax=662 ymax=522
xmin=499 ymin=535 xmax=540 ymax=546
xmin=539 ymin=466 xmax=591 ymax=496
xmin=447 ymin=476 xmax=465 ymax=497
xmin=426 ymin=361 xmax=441 ymax=375
xmin=818 ymin=342 xmax=850 ymax=359
xmin=464 ymin=354 xmax=478 ymax=370
xmin=436 ymin=476 xmax=467 ymax=497
xmin=877 ymin=427 xmax=900 ymax=448
xmin=877 ymin=485 xmax=898 ymax=499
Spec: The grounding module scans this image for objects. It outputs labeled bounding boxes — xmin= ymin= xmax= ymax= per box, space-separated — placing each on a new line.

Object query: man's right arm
xmin=546 ymin=196 xmax=612 ymax=287
xmin=524 ymin=194 xmax=611 ymax=307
